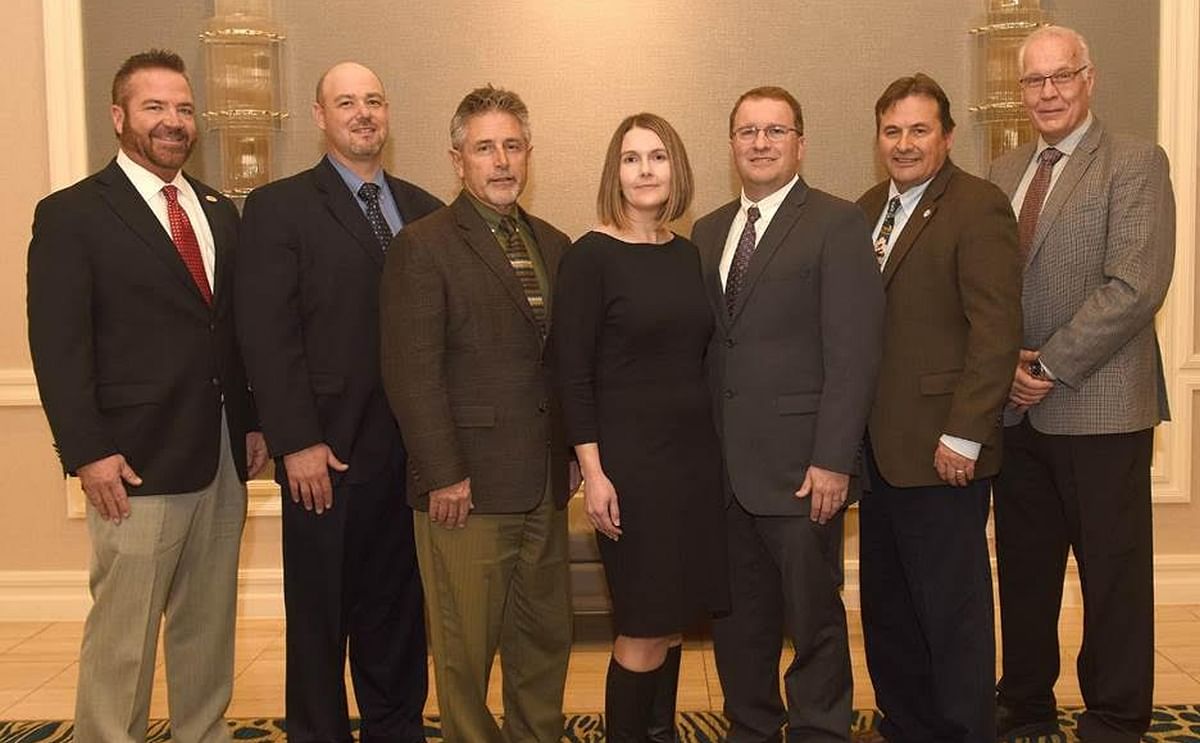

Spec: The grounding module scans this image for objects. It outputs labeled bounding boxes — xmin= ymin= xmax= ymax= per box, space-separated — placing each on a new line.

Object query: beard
xmin=121 ymin=122 xmax=195 ymax=176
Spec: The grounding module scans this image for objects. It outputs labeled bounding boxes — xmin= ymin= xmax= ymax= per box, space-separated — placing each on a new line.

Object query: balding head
xmin=312 ymin=61 xmax=390 ymax=175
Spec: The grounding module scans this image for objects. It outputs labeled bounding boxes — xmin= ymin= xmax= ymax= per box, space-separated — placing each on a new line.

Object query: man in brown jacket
xmin=380 ymin=85 xmax=573 ymax=743
xmin=856 ymin=74 xmax=1021 ymax=743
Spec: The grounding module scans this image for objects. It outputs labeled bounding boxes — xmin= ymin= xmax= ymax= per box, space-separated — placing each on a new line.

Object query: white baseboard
xmin=0 ymin=568 xmax=284 ymax=621
xmin=5 ymin=554 xmax=1200 ymax=621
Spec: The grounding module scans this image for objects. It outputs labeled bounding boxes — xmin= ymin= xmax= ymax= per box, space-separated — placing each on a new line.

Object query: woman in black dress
xmin=553 ymin=113 xmax=727 ymax=741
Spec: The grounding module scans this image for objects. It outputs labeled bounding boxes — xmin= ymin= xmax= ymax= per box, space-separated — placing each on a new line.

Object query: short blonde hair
xmin=596 ymin=113 xmax=694 ymax=229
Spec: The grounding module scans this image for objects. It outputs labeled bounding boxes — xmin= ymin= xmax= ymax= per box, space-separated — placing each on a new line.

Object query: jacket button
xmin=725 ymin=338 xmax=735 ymax=348
xmin=724 ymin=389 xmax=736 ymax=399
xmin=211 ymin=377 xmax=220 ymax=387
xmin=538 ymin=400 xmax=548 ymax=413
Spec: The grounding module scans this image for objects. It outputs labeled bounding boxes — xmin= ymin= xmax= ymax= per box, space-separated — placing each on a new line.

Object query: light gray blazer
xmin=988 ymin=117 xmax=1175 ymax=435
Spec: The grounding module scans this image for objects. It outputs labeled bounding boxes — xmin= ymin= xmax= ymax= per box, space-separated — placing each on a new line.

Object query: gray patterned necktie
xmin=357 ymin=182 xmax=393 ymax=252
xmin=725 ymin=205 xmax=760 ymax=315
xmin=1017 ymin=147 xmax=1064 ymax=262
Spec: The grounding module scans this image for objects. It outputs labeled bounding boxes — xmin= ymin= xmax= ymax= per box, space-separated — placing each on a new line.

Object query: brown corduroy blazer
xmin=857 ymin=160 xmax=1022 ymax=487
xmin=380 ymin=191 xmax=572 ymax=513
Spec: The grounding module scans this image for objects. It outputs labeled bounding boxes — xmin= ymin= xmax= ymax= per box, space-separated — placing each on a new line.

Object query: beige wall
xmin=0 ymin=0 xmax=1194 ymax=613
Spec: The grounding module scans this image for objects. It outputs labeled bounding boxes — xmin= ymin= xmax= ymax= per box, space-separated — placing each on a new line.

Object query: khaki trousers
xmin=415 ymin=494 xmax=572 ymax=743
xmin=73 ymin=420 xmax=246 ymax=743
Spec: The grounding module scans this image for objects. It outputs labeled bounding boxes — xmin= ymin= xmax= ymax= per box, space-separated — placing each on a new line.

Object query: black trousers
xmin=993 ymin=419 xmax=1154 ymax=743
xmin=712 ymin=498 xmax=852 ymax=743
xmin=282 ymin=451 xmax=427 ymax=743
xmin=861 ymin=451 xmax=995 ymax=743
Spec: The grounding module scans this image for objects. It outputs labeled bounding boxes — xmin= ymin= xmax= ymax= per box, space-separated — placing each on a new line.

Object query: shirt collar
xmin=116 ymin=148 xmax=187 ymax=201
xmin=740 ymin=173 xmax=799 ymax=212
xmin=887 ymin=176 xmax=934 ymax=215
xmin=1036 ymin=111 xmax=1093 ymax=158
xmin=326 ymin=153 xmax=386 ymax=197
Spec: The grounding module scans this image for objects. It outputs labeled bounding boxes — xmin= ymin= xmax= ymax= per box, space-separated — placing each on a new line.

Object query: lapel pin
xmin=922 ymin=208 xmax=932 ymax=218
xmin=204 ymin=194 xmax=218 ymax=203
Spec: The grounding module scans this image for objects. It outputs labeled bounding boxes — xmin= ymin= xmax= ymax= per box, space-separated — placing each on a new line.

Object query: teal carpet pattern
xmin=3 ymin=707 xmax=1200 ymax=740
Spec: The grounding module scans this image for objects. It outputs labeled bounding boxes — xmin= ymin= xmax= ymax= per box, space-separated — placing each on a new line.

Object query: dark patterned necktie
xmin=724 ymin=205 xmax=760 ymax=315
xmin=497 ymin=216 xmax=546 ymax=332
xmin=873 ymin=195 xmax=902 ymax=269
xmin=162 ymin=185 xmax=212 ymax=304
xmin=1017 ymin=147 xmax=1064 ymax=262
xmin=357 ymin=182 xmax=393 ymax=252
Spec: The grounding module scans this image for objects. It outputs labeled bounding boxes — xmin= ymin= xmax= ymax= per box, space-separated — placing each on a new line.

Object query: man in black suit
xmin=236 ymin=62 xmax=442 ymax=743
xmin=692 ymin=86 xmax=884 ymax=742
xmin=27 ymin=49 xmax=266 ymax=742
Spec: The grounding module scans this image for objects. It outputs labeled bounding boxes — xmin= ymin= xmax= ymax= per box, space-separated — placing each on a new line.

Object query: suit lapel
xmin=991 ymin=142 xmax=1035 ymax=201
xmin=880 ymin=162 xmax=955 ymax=288
xmin=1026 ymin=122 xmax=1103 ymax=266
xmin=729 ymin=178 xmax=809 ymax=321
xmin=315 ymin=155 xmax=385 ymax=268
xmin=452 ymin=193 xmax=539 ymax=330
xmin=697 ymin=201 xmax=739 ymax=331
xmin=96 ymin=160 xmax=209 ymax=307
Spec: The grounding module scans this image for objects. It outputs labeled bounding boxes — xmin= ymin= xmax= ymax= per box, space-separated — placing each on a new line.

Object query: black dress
xmin=552 ymin=231 xmax=728 ymax=637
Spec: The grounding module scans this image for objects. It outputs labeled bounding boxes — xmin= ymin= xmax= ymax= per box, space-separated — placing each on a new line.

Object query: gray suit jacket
xmin=989 ymin=117 xmax=1174 ymax=435
xmin=693 ymin=178 xmax=885 ymax=516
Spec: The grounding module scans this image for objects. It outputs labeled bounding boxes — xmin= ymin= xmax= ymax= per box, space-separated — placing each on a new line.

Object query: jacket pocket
xmin=452 ymin=405 xmax=496 ymax=428
xmin=919 ymin=370 xmax=962 ymax=396
xmin=776 ymin=392 xmax=821 ymax=415
xmin=309 ymin=373 xmax=346 ymax=395
xmin=96 ymin=382 xmax=162 ymax=410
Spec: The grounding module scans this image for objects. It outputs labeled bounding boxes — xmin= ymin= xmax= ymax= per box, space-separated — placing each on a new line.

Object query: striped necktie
xmin=497 ymin=216 xmax=546 ymax=332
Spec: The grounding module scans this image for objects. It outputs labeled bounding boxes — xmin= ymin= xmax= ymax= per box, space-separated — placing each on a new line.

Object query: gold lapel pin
xmin=204 ymin=194 xmax=218 ymax=203
xmin=922 ymin=208 xmax=932 ymax=218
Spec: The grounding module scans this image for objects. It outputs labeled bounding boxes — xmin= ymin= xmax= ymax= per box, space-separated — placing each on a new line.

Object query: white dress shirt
xmin=719 ymin=174 xmax=799 ymax=288
xmin=872 ymin=175 xmax=982 ymax=462
xmin=116 ymin=149 xmax=216 ymax=286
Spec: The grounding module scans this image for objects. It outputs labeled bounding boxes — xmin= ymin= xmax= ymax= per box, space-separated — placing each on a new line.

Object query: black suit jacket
xmin=27 ymin=158 xmax=255 ymax=493
xmin=692 ymin=178 xmax=885 ymax=516
xmin=236 ymin=155 xmax=443 ymax=486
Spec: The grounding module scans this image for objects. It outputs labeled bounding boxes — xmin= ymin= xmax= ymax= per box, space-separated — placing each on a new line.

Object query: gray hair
xmin=449 ymin=85 xmax=531 ymax=150
xmin=1018 ymin=25 xmax=1094 ymax=75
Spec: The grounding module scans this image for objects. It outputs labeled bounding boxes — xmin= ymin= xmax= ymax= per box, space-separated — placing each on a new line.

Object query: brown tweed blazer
xmin=858 ymin=160 xmax=1022 ymax=487
xmin=380 ymin=192 xmax=572 ymax=513
xmin=988 ymin=117 xmax=1175 ymax=435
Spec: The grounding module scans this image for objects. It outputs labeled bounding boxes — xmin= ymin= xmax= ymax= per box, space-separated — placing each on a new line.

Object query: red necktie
xmin=162 ymin=184 xmax=213 ymax=304
xmin=1017 ymin=147 xmax=1064 ymax=263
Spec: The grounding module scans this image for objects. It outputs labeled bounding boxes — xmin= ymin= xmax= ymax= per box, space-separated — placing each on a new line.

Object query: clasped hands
xmin=1009 ymin=348 xmax=1054 ymax=414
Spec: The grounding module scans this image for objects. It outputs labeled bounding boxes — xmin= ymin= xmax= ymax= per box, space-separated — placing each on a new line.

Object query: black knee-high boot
xmin=605 ymin=657 xmax=659 ymax=742
xmin=647 ymin=645 xmax=681 ymax=742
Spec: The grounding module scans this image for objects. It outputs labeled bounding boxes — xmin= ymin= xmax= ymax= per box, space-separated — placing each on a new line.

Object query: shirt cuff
xmin=940 ymin=434 xmax=981 ymax=461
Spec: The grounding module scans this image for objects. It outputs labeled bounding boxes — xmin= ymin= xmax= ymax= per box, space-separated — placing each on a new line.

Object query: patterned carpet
xmin=3 ymin=707 xmax=1200 ymax=741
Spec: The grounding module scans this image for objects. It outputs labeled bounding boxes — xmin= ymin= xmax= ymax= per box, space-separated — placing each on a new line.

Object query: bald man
xmin=236 ymin=62 xmax=442 ymax=743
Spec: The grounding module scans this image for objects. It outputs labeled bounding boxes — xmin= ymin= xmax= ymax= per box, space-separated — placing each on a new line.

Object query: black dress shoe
xmin=996 ymin=706 xmax=1061 ymax=741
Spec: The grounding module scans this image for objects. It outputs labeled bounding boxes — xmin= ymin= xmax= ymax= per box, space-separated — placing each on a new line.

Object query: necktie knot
xmin=498 ymin=215 xmax=519 ymax=237
xmin=886 ymin=195 xmax=901 ymax=216
xmin=357 ymin=181 xmax=381 ymax=203
xmin=746 ymin=205 xmax=760 ymax=224
xmin=1039 ymin=147 xmax=1064 ymax=167
xmin=162 ymin=184 xmax=179 ymax=204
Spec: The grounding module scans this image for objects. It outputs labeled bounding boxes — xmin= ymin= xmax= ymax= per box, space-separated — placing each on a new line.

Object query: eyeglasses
xmin=731 ymin=125 xmax=800 ymax=143
xmin=1018 ymin=65 xmax=1090 ymax=91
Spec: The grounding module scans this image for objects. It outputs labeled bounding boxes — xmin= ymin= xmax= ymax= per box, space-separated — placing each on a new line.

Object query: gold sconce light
xmin=969 ymin=0 xmax=1050 ymax=162
xmin=201 ymin=0 xmax=287 ymax=198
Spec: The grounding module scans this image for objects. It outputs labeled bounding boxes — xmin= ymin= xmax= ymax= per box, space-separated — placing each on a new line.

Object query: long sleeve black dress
xmin=553 ymin=230 xmax=729 ymax=637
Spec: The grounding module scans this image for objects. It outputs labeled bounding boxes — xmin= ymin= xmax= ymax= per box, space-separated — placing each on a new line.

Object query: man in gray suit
xmin=988 ymin=26 xmax=1175 ymax=743
xmin=693 ymin=86 xmax=884 ymax=742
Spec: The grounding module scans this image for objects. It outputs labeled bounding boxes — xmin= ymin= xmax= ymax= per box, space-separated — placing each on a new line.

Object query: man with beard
xmin=380 ymin=86 xmax=574 ymax=743
xmin=27 ymin=49 xmax=266 ymax=742
xmin=236 ymin=62 xmax=441 ymax=742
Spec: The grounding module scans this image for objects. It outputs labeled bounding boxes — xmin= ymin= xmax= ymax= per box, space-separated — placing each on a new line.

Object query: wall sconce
xmin=201 ymin=0 xmax=287 ymax=198
xmin=969 ymin=0 xmax=1050 ymax=162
